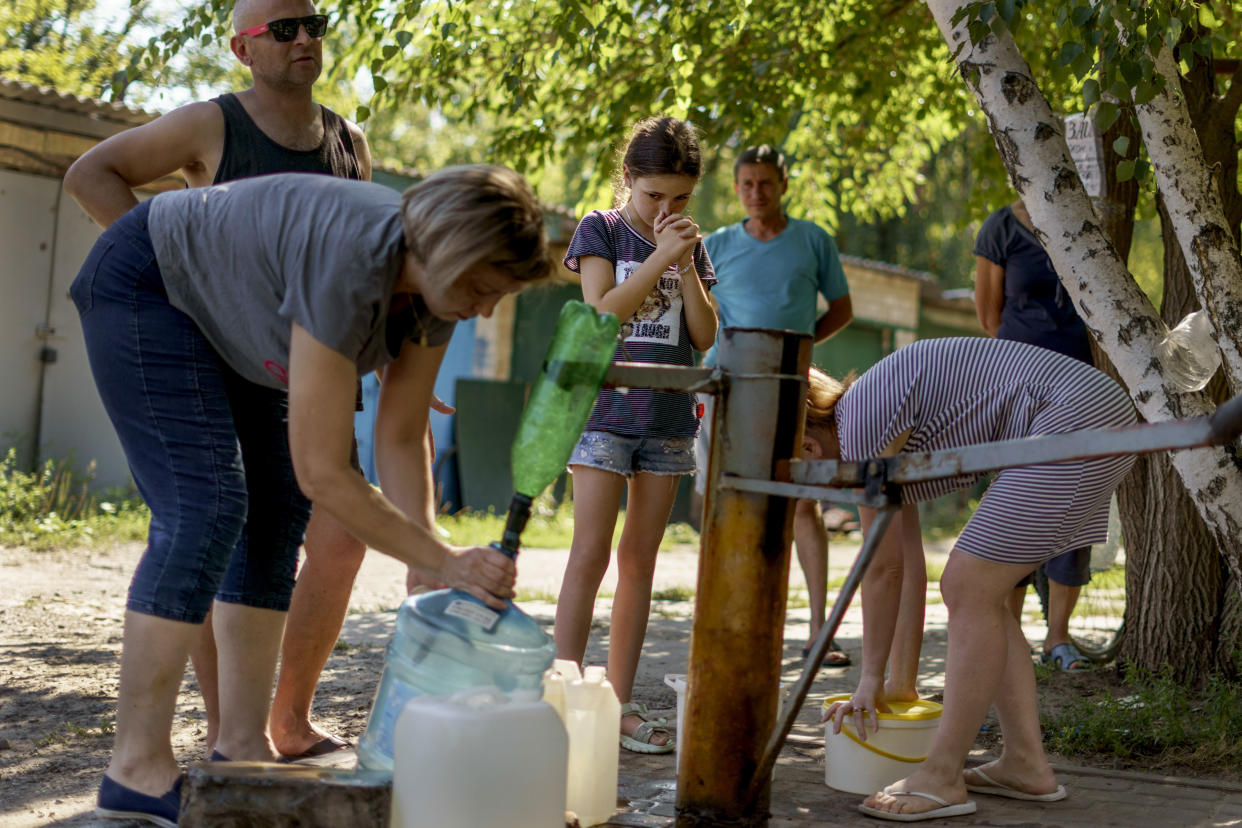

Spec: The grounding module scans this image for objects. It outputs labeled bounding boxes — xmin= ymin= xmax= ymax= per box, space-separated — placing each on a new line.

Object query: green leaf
xmin=395 ymin=30 xmax=412 ymax=48
xmin=1060 ymin=42 xmax=1085 ymax=67
xmin=968 ymin=20 xmax=990 ymax=45
xmin=1112 ymin=135 xmax=1130 ymax=156
xmin=1116 ymin=158 xmax=1135 ymax=182
xmin=1071 ymin=4 xmax=1093 ymax=26
xmin=1094 ymin=100 xmax=1120 ymax=132
xmin=997 ymin=0 xmax=1017 ymax=24
xmin=382 ymin=44 xmax=398 ymax=59
xmin=582 ymin=4 xmax=606 ymax=28
xmin=1071 ymin=52 xmax=1094 ymax=80
xmin=1133 ymin=79 xmax=1158 ymax=106
xmin=1119 ymin=60 xmax=1142 ymax=86
xmin=355 ymin=105 xmax=371 ymax=122
xmin=373 ymin=76 xmax=388 ymax=92
xmin=979 ymin=3 xmax=995 ymax=23
xmin=1082 ymin=78 xmax=1100 ymax=106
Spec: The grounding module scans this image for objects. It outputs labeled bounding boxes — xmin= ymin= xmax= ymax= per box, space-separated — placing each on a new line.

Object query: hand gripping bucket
xmin=821 ymin=694 xmax=942 ymax=794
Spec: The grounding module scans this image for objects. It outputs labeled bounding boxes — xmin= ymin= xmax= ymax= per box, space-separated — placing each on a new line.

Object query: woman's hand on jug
xmin=436 ymin=545 xmax=516 ymax=609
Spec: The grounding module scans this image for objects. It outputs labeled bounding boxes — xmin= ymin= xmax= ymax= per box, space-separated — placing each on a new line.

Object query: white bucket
xmin=821 ymin=694 xmax=942 ymax=795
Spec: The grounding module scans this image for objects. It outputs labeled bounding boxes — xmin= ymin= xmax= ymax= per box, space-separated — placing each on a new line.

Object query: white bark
xmin=1133 ymin=40 xmax=1242 ymax=396
xmin=924 ymin=0 xmax=1242 ymax=581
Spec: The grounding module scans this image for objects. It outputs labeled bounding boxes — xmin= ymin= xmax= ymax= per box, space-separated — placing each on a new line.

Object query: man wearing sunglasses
xmin=65 ymin=0 xmax=375 ymax=770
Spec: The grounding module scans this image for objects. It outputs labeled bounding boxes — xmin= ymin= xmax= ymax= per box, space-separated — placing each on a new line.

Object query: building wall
xmin=0 ymin=170 xmax=59 ymax=469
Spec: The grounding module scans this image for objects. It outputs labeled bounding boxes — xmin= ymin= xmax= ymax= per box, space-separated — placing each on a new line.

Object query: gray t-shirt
xmin=148 ymin=173 xmax=455 ymax=389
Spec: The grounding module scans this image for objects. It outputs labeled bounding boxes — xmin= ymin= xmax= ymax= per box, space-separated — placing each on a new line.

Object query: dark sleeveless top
xmin=210 ymin=92 xmax=368 ymax=414
xmin=211 ymin=92 xmax=363 ymax=184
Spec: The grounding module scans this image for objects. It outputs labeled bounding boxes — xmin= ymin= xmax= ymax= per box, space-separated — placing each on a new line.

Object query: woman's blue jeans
xmin=71 ymin=201 xmax=310 ymax=623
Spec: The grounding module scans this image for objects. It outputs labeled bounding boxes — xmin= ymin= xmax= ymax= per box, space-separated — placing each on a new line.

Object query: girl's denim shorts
xmin=568 ymin=430 xmax=696 ymax=477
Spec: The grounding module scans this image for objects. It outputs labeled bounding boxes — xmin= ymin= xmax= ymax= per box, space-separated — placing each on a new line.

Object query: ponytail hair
xmin=806 ymin=366 xmax=855 ymax=433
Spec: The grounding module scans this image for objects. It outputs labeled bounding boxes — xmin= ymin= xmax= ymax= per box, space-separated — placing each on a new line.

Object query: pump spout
xmin=496 ymin=492 xmax=534 ymax=557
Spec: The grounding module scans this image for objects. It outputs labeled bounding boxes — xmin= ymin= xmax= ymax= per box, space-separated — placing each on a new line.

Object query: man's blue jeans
xmin=71 ymin=201 xmax=310 ymax=623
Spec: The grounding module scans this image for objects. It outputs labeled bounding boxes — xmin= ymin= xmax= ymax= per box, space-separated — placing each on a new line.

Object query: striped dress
xmin=836 ymin=337 xmax=1137 ymax=566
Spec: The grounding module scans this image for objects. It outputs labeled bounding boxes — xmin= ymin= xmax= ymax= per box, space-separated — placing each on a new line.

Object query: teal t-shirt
xmin=702 ymin=216 xmax=849 ymax=364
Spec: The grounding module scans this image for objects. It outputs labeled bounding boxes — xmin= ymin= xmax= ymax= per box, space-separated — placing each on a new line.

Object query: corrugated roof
xmin=0 ymin=76 xmax=155 ymax=127
xmin=839 ymin=253 xmax=937 ymax=284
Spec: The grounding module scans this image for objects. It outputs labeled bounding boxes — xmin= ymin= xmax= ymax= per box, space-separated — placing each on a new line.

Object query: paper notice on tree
xmin=1065 ymin=112 xmax=1105 ymax=198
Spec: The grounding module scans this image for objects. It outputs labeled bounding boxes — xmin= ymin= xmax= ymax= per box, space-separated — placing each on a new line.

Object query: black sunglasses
xmin=239 ymin=14 xmax=329 ymax=42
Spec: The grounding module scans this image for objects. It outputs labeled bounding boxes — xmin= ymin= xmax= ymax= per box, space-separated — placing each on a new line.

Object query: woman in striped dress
xmin=813 ymin=337 xmax=1136 ymax=822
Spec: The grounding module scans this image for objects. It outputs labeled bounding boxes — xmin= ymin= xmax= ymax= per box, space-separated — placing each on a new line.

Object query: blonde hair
xmin=401 ymin=165 xmax=552 ymax=289
xmin=805 ymin=366 xmax=856 ymax=434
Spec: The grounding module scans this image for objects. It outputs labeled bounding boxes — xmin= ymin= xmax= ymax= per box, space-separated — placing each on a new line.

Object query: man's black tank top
xmin=211 ymin=92 xmax=363 ymax=184
xmin=210 ymin=92 xmax=367 ymax=416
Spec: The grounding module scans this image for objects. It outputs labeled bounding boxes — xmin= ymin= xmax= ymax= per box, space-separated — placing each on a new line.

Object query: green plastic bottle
xmin=496 ymin=299 xmax=621 ymax=552
xmin=359 ymin=302 xmax=621 ymax=771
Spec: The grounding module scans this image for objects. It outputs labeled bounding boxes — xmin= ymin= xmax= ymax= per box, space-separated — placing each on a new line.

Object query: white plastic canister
xmin=821 ymin=694 xmax=942 ymax=795
xmin=563 ymin=666 xmax=620 ymax=827
xmin=389 ymin=686 xmax=567 ymax=828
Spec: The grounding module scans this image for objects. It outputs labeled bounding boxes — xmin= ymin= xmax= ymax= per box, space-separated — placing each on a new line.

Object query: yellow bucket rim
xmin=822 ymin=693 xmax=942 ymax=722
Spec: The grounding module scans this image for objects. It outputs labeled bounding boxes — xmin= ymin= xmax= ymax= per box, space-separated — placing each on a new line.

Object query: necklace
xmin=623 ymin=201 xmax=655 ymax=243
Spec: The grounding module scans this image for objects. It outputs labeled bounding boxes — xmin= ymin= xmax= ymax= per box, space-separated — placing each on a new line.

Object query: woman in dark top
xmin=974 ymin=198 xmax=1096 ymax=672
xmin=77 ymin=166 xmax=550 ymax=827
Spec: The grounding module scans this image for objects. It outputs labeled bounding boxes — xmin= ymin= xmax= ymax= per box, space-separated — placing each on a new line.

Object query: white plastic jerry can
xmin=389 ymin=686 xmax=568 ymax=828
xmin=541 ymin=658 xmax=581 ymax=725
xmin=563 ymin=666 xmax=621 ymax=828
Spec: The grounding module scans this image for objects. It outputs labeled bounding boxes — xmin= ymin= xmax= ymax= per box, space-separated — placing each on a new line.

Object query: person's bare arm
xmin=63 ymin=102 xmax=225 ymax=228
xmin=681 ymin=260 xmax=718 ymax=351
xmin=813 ymin=293 xmax=853 ymax=343
xmin=345 ymin=121 xmax=373 ymax=182
xmin=974 ymin=257 xmax=1005 ymax=337
xmin=287 ymin=324 xmax=514 ymax=607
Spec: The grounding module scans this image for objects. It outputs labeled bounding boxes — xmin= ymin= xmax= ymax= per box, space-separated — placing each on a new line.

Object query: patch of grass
xmin=1042 ymin=664 xmax=1242 ymax=771
xmin=652 ymin=585 xmax=694 ymax=602
xmin=0 ymin=449 xmax=148 ymax=550
xmin=436 ymin=497 xmax=699 ymax=551
xmin=333 ymin=640 xmax=352 ymax=652
xmin=515 ymin=587 xmax=559 ymax=603
xmin=36 ymin=720 xmax=112 ymax=747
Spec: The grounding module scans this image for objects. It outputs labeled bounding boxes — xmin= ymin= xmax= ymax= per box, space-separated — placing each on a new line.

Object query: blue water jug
xmin=357 ymin=580 xmax=556 ymax=772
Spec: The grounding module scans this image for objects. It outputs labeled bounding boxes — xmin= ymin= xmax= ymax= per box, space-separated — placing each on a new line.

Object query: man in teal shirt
xmin=699 ymin=144 xmax=853 ymax=665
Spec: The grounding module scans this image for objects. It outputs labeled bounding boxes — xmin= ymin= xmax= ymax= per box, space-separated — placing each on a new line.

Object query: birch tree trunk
xmin=1133 ymin=41 xmax=1242 ymax=395
xmin=1084 ymin=100 xmax=1226 ymax=675
xmin=924 ymin=1 xmax=1242 ymax=599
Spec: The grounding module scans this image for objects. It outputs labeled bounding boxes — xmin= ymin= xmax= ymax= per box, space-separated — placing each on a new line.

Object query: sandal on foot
xmin=619 ymin=701 xmax=675 ymax=754
xmin=1043 ymin=642 xmax=1090 ymax=671
xmin=96 ymin=774 xmax=183 ymax=828
xmin=802 ymin=640 xmax=852 ymax=668
xmin=279 ymin=733 xmax=352 ymax=761
xmin=964 ymin=767 xmax=1067 ymax=801
xmin=857 ymin=790 xmax=976 ymax=822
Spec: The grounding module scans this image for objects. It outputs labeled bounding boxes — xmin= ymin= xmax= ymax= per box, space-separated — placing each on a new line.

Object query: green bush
xmin=0 ymin=449 xmax=147 ymax=549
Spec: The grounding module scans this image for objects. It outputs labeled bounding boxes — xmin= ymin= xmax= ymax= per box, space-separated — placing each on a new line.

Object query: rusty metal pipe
xmin=675 ymin=329 xmax=810 ymax=827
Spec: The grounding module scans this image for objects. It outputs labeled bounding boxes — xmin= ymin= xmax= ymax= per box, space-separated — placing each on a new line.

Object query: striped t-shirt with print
xmin=564 ymin=209 xmax=716 ymax=439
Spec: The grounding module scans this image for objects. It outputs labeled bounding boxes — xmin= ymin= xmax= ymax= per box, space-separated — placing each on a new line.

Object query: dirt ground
xmin=0 ymin=536 xmax=1234 ymax=827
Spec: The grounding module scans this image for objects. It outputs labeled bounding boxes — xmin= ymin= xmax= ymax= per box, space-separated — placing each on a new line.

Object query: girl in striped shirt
xmin=809 ymin=337 xmax=1135 ymax=821
xmin=555 ymin=117 xmax=717 ymax=753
